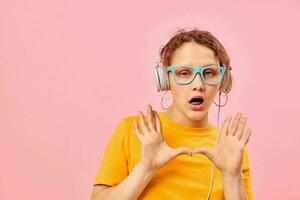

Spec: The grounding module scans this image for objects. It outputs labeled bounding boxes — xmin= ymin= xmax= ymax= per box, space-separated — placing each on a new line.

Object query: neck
xmin=163 ymin=104 xmax=210 ymax=128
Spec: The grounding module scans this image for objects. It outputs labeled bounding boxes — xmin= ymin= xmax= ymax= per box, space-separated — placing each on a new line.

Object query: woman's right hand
xmin=133 ymin=104 xmax=192 ymax=175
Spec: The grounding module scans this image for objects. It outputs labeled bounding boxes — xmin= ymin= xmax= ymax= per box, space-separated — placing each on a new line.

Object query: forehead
xmin=171 ymin=42 xmax=219 ymax=66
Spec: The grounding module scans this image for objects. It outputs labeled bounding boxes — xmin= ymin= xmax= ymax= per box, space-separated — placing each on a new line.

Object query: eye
xmin=180 ymin=71 xmax=190 ymax=76
xmin=204 ymin=70 xmax=215 ymax=76
xmin=177 ymin=70 xmax=192 ymax=77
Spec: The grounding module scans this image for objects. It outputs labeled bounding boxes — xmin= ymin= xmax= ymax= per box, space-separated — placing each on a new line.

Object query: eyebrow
xmin=181 ymin=63 xmax=218 ymax=67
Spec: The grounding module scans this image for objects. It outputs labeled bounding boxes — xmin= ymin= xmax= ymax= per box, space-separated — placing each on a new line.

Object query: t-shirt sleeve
xmin=242 ymin=147 xmax=255 ymax=200
xmin=93 ymin=119 xmax=129 ymax=186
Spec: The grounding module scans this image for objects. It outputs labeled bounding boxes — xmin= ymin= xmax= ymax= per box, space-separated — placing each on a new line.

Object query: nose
xmin=191 ymin=72 xmax=205 ymax=91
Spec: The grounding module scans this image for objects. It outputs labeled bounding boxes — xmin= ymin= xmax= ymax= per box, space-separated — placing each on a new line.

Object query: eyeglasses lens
xmin=174 ymin=67 xmax=222 ymax=84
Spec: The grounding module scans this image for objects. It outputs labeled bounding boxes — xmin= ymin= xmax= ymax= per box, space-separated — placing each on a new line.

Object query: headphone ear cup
xmin=154 ymin=66 xmax=170 ymax=92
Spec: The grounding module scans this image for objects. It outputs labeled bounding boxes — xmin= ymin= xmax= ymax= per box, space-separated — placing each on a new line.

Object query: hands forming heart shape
xmin=133 ymin=104 xmax=252 ymax=177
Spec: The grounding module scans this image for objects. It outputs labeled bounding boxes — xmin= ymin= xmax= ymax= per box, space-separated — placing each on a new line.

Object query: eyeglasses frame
xmin=166 ymin=65 xmax=227 ymax=85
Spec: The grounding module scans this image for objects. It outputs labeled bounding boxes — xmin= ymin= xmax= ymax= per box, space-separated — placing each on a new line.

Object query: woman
xmin=91 ymin=28 xmax=254 ymax=200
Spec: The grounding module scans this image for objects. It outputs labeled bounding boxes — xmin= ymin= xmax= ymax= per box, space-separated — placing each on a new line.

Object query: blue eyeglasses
xmin=166 ymin=65 xmax=227 ymax=85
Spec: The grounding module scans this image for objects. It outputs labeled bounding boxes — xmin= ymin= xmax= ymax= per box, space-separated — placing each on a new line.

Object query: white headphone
xmin=153 ymin=36 xmax=172 ymax=92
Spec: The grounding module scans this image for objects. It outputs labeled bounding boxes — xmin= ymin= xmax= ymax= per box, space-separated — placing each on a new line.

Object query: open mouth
xmin=189 ymin=97 xmax=204 ymax=105
xmin=189 ymin=96 xmax=204 ymax=111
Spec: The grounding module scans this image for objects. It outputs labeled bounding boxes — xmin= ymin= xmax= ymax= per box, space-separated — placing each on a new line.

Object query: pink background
xmin=1 ymin=0 xmax=300 ymax=199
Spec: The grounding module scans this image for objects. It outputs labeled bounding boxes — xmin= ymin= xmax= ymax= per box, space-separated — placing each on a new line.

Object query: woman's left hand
xmin=192 ymin=112 xmax=252 ymax=176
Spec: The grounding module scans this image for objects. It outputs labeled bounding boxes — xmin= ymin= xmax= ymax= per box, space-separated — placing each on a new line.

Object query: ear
xmin=219 ymin=70 xmax=232 ymax=94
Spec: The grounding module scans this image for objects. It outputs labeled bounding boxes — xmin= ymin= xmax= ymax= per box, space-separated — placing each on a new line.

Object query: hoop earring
xmin=161 ymin=90 xmax=173 ymax=110
xmin=213 ymin=92 xmax=228 ymax=107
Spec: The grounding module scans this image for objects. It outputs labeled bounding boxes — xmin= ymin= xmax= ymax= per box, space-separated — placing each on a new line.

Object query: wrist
xmin=134 ymin=163 xmax=156 ymax=178
xmin=221 ymin=171 xmax=243 ymax=181
xmin=221 ymin=171 xmax=246 ymax=200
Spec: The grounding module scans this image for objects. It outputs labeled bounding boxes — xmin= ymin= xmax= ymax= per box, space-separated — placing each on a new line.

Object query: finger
xmin=147 ymin=104 xmax=155 ymax=131
xmin=219 ymin=116 xmax=229 ymax=139
xmin=221 ymin=116 xmax=232 ymax=137
xmin=241 ymin=128 xmax=252 ymax=146
xmin=192 ymin=147 xmax=214 ymax=162
xmin=138 ymin=111 xmax=150 ymax=133
xmin=235 ymin=116 xmax=247 ymax=140
xmin=150 ymin=105 xmax=157 ymax=131
xmin=152 ymin=110 xmax=157 ymax=131
xmin=155 ymin=111 xmax=162 ymax=135
xmin=173 ymin=147 xmax=192 ymax=157
xmin=133 ymin=120 xmax=143 ymax=141
xmin=229 ymin=112 xmax=242 ymax=136
xmin=154 ymin=112 xmax=165 ymax=142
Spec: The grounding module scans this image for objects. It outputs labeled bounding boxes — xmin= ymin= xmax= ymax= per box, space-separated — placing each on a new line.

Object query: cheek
xmin=169 ymin=74 xmax=184 ymax=98
xmin=205 ymin=86 xmax=219 ymax=101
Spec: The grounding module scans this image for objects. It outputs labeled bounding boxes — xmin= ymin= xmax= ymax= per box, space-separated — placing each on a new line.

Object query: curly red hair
xmin=159 ymin=28 xmax=232 ymax=94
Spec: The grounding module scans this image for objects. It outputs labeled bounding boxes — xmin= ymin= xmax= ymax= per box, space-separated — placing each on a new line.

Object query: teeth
xmin=191 ymin=101 xmax=201 ymax=105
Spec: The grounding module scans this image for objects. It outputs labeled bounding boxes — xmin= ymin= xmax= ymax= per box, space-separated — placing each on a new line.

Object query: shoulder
xmin=114 ymin=114 xmax=139 ymax=128
xmin=123 ymin=114 xmax=140 ymax=125
xmin=112 ymin=114 xmax=140 ymax=136
xmin=121 ymin=113 xmax=147 ymax=130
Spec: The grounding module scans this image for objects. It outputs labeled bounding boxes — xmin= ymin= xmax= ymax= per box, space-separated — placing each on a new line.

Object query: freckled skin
xmin=164 ymin=42 xmax=221 ymax=128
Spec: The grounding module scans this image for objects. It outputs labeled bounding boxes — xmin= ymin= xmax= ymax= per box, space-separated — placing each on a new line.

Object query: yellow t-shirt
xmin=93 ymin=112 xmax=254 ymax=200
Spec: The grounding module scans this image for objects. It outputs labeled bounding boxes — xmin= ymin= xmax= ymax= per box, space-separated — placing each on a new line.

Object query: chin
xmin=186 ymin=110 xmax=207 ymax=121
